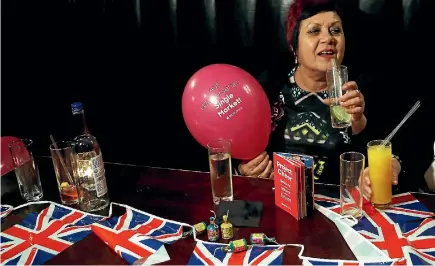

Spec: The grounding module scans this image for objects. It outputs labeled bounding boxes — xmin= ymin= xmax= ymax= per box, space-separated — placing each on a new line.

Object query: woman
xmin=238 ymin=0 xmax=403 ymax=190
xmin=238 ymin=0 xmax=367 ymax=183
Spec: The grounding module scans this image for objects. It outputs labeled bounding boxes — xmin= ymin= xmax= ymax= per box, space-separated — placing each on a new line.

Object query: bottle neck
xmin=73 ymin=110 xmax=90 ymax=136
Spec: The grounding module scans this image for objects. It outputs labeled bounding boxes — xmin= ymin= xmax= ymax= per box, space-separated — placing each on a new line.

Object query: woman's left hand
xmin=340 ymin=81 xmax=365 ymax=122
xmin=359 ymin=157 xmax=401 ymax=200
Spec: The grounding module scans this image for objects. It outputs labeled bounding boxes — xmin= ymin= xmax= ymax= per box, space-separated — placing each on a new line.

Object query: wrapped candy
xmin=214 ymin=239 xmax=250 ymax=255
xmin=249 ymin=233 xmax=277 ymax=245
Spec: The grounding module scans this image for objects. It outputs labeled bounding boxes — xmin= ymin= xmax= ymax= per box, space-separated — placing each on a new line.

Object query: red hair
xmin=286 ymin=0 xmax=304 ymax=50
xmin=286 ymin=0 xmax=339 ymax=51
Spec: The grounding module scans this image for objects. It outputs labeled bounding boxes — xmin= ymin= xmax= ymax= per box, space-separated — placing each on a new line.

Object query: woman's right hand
xmin=238 ymin=151 xmax=273 ymax=179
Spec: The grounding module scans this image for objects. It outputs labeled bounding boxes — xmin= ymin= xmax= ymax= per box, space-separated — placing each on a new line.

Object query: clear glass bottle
xmin=71 ymin=102 xmax=109 ymax=212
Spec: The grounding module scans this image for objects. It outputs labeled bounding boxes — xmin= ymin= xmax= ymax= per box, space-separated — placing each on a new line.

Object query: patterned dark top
xmin=270 ymin=66 xmax=352 ymax=184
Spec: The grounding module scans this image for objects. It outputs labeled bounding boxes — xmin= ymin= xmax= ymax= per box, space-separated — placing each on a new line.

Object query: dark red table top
xmin=1 ymin=157 xmax=434 ymax=265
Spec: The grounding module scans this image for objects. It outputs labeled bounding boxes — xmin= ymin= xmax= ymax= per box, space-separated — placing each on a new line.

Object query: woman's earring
xmin=290 ymin=47 xmax=298 ymax=64
xmin=293 ymin=51 xmax=298 ymax=64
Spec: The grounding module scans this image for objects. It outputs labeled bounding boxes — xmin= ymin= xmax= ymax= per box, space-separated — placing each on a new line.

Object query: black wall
xmin=2 ymin=0 xmax=434 ymax=174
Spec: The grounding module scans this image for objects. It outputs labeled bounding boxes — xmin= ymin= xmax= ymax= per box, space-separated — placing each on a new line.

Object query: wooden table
xmin=1 ymin=157 xmax=434 ymax=265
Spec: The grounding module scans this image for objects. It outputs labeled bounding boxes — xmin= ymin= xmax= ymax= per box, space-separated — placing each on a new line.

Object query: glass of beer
xmin=326 ymin=65 xmax=352 ymax=128
xmin=340 ymin=152 xmax=364 ymax=219
xmin=207 ymin=140 xmax=233 ymax=205
xmin=367 ymin=140 xmax=392 ymax=209
xmin=50 ymin=141 xmax=79 ymax=205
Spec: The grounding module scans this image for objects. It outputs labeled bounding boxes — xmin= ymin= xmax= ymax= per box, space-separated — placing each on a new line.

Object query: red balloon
xmin=182 ymin=64 xmax=271 ymax=160
xmin=1 ymin=136 xmax=20 ymax=176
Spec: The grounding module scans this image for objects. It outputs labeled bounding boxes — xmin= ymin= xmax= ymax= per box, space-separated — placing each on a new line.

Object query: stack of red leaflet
xmin=273 ymin=152 xmax=315 ymax=220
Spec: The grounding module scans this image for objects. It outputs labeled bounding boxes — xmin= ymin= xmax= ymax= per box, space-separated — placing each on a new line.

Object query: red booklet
xmin=273 ymin=152 xmax=314 ymax=220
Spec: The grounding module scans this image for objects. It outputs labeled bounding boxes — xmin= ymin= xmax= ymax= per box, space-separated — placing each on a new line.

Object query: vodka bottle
xmin=71 ymin=102 xmax=109 ymax=212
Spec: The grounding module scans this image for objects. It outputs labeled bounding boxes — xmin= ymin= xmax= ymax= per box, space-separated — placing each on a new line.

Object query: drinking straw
xmin=381 ymin=101 xmax=421 ymax=146
xmin=50 ymin=134 xmax=75 ymax=184
xmin=330 ymin=57 xmax=343 ymax=98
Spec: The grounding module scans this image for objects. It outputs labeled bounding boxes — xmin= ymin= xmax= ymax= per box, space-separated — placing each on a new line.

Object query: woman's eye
xmin=307 ymin=28 xmax=320 ymax=34
xmin=330 ymin=27 xmax=342 ymax=34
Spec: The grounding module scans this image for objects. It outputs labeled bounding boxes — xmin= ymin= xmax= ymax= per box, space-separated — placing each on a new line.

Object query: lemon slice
xmin=60 ymin=182 xmax=70 ymax=188
xmin=331 ymin=105 xmax=351 ymax=123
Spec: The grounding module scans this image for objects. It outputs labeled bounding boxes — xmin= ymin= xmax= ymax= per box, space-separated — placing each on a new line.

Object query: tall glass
xmin=340 ymin=152 xmax=364 ymax=219
xmin=367 ymin=140 xmax=392 ymax=209
xmin=9 ymin=139 xmax=43 ymax=201
xmin=326 ymin=65 xmax=352 ymax=128
xmin=208 ymin=140 xmax=233 ymax=205
xmin=50 ymin=141 xmax=79 ymax=205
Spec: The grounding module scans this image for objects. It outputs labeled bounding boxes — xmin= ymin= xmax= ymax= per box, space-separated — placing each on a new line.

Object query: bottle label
xmin=91 ymin=153 xmax=108 ymax=197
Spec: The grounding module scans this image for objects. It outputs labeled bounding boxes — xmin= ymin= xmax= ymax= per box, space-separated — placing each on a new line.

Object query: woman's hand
xmin=238 ymin=151 xmax=273 ymax=179
xmin=322 ymin=81 xmax=366 ymax=133
xmin=359 ymin=157 xmax=401 ymax=199
xmin=340 ymin=81 xmax=365 ymax=122
xmin=339 ymin=81 xmax=367 ymax=134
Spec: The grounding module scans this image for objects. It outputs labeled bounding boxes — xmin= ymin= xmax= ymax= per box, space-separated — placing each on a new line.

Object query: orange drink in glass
xmin=367 ymin=140 xmax=392 ymax=209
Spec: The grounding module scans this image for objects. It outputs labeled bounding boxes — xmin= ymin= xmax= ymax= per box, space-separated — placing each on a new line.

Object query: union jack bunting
xmin=91 ymin=203 xmax=186 ymax=265
xmin=315 ymin=190 xmax=435 ymax=265
xmin=302 ymin=257 xmax=405 ymax=266
xmin=188 ymin=241 xmax=284 ymax=265
xmin=1 ymin=205 xmax=13 ymax=219
xmin=0 ymin=203 xmax=104 ymax=265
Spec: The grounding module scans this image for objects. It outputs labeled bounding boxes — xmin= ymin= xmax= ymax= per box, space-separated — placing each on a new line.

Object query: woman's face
xmin=296 ymin=11 xmax=345 ymax=73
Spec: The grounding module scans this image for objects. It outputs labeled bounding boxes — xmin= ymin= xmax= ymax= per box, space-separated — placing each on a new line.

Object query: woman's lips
xmin=317 ymin=49 xmax=337 ymax=59
xmin=318 ymin=53 xmax=336 ymax=59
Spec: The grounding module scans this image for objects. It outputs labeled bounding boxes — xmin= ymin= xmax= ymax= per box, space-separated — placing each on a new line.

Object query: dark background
xmin=2 ymin=0 xmax=434 ymax=184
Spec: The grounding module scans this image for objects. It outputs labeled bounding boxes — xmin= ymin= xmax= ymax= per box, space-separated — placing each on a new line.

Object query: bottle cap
xmin=71 ymin=102 xmax=83 ymax=114
xmin=210 ymin=217 xmax=215 ymax=223
xmin=223 ymin=215 xmax=228 ymax=223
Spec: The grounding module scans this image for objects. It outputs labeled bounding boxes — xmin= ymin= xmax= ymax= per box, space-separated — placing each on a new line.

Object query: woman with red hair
xmin=237 ymin=0 xmax=400 ymax=186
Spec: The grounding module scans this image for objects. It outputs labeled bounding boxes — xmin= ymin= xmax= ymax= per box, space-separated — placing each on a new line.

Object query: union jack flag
xmin=302 ymin=257 xmax=403 ymax=265
xmin=188 ymin=241 xmax=284 ymax=265
xmin=0 ymin=203 xmax=103 ymax=265
xmin=1 ymin=205 xmax=13 ymax=219
xmin=91 ymin=203 xmax=186 ymax=265
xmin=315 ymin=189 xmax=435 ymax=265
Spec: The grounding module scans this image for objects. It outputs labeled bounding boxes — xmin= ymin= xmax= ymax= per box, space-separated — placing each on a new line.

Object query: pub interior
xmin=1 ymin=0 xmax=435 ymax=265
